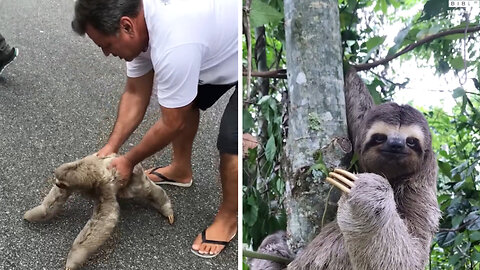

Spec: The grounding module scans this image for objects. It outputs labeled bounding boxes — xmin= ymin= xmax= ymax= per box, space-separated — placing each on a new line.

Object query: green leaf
xmin=477 ymin=63 xmax=480 ymax=81
xmin=244 ymin=195 xmax=259 ymax=227
xmin=257 ymin=95 xmax=271 ymax=105
xmin=366 ymin=78 xmax=384 ymax=104
xmin=389 ymin=0 xmax=401 ymax=9
xmin=374 ymin=0 xmax=388 ymax=14
xmin=448 ymin=253 xmax=462 ymax=266
xmin=243 ymin=109 xmax=255 ymax=132
xmin=436 ymin=231 xmax=456 ymax=247
xmin=265 ymin=136 xmax=277 ymax=162
xmin=452 ymin=88 xmax=466 ymax=99
xmin=276 ymin=177 xmax=285 ymax=195
xmin=465 ymin=212 xmax=480 ymax=230
xmin=438 ymin=194 xmax=451 ymax=203
xmin=453 ymin=180 xmax=465 ymax=191
xmin=450 ymin=56 xmax=465 ymax=70
xmin=250 ymin=0 xmax=284 ymax=28
xmin=454 ymin=232 xmax=465 ymax=248
xmin=471 ymin=231 xmax=480 ymax=241
xmin=452 ymin=214 xmax=465 ymax=228
xmin=243 ymin=260 xmax=251 ymax=270
xmin=366 ymin=36 xmax=386 ymax=52
xmin=420 ymin=0 xmax=448 ymax=21
xmin=437 ymin=60 xmax=450 ymax=74
xmin=427 ymin=24 xmax=441 ymax=35
xmin=473 ymin=78 xmax=480 ymax=91
xmin=473 ymin=250 xmax=480 ymax=262
xmin=387 ymin=25 xmax=412 ymax=56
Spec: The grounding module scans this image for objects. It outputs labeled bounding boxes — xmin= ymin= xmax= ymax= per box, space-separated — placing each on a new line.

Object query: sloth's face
xmin=54 ymin=154 xmax=114 ymax=190
xmin=359 ymin=121 xmax=426 ymax=181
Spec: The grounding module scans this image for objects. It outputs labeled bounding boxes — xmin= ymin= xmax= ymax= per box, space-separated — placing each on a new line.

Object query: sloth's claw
xmin=325 ymin=168 xmax=358 ymax=194
xmin=168 ymin=214 xmax=175 ymax=224
xmin=329 ymin=172 xmax=356 ymax=188
xmin=333 ymin=168 xmax=358 ymax=181
xmin=326 ymin=177 xmax=351 ymax=193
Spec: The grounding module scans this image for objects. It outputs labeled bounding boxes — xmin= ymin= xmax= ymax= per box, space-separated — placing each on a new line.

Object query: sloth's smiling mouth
xmin=380 ymin=150 xmax=409 ymax=157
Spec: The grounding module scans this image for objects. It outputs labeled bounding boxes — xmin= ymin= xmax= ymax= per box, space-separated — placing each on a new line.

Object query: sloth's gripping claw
xmin=325 ymin=168 xmax=358 ymax=194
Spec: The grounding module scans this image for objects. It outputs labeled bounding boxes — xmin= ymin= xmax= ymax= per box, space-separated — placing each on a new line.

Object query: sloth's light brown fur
xmin=249 ymin=69 xmax=440 ymax=270
xmin=24 ymin=154 xmax=174 ymax=270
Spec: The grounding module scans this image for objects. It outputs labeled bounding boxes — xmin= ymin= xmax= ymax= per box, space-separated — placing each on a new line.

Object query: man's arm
xmin=109 ymin=102 xmax=195 ymax=181
xmin=124 ymin=102 xmax=194 ymax=165
xmin=98 ymin=69 xmax=154 ymax=156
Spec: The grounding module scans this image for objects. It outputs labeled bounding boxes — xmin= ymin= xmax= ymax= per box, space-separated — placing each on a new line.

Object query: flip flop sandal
xmin=147 ymin=166 xmax=193 ymax=187
xmin=191 ymin=229 xmax=232 ymax=259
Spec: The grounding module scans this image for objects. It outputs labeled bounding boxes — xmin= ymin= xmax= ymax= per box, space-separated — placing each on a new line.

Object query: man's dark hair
xmin=72 ymin=0 xmax=142 ymax=36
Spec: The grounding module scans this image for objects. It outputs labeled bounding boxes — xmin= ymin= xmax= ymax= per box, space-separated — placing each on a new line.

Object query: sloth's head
xmin=54 ymin=154 xmax=116 ymax=190
xmin=357 ymin=103 xmax=432 ymax=181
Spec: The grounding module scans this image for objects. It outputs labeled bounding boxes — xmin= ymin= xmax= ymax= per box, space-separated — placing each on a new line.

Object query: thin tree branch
xmin=243 ymin=25 xmax=480 ymax=79
xmin=243 ymin=69 xmax=287 ymax=79
xmin=438 ymin=216 xmax=480 ymax=233
xmin=353 ymin=25 xmax=480 ymax=71
xmin=243 ymin=249 xmax=293 ymax=264
xmin=368 ymin=70 xmax=410 ymax=88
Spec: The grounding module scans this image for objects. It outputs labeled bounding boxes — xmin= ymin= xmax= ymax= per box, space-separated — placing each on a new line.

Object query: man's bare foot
xmin=191 ymin=210 xmax=237 ymax=256
xmin=145 ymin=164 xmax=192 ymax=185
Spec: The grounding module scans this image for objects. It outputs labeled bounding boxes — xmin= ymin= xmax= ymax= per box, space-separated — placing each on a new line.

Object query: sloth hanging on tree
xmin=249 ymin=69 xmax=440 ymax=270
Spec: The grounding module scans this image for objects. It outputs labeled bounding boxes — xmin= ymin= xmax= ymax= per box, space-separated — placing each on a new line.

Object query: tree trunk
xmin=283 ymin=0 xmax=350 ymax=253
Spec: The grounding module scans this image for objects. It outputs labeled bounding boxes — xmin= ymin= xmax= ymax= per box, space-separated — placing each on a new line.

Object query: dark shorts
xmin=194 ymin=83 xmax=238 ymax=155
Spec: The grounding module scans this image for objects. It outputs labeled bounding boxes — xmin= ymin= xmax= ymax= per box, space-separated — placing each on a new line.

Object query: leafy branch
xmin=353 ymin=25 xmax=480 ymax=71
xmin=438 ymin=215 xmax=480 ymax=233
xmin=243 ymin=25 xmax=480 ymax=78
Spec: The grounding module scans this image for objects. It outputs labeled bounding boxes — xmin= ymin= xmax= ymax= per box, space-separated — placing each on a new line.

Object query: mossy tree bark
xmin=282 ymin=0 xmax=350 ymax=253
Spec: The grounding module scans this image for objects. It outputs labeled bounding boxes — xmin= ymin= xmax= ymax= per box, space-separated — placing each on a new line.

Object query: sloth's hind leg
xmin=65 ymin=194 xmax=119 ymax=270
xmin=144 ymin=180 xmax=174 ymax=224
xmin=24 ymin=185 xmax=71 ymax=222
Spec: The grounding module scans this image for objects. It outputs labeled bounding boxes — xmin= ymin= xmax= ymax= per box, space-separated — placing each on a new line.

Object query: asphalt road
xmin=0 ymin=0 xmax=238 ymax=269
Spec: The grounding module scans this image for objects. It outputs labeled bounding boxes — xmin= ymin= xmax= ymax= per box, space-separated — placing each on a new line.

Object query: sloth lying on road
xmin=24 ymin=154 xmax=174 ymax=270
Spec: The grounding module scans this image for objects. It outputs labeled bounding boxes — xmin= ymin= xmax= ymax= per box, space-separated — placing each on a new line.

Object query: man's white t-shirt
xmin=126 ymin=0 xmax=238 ymax=108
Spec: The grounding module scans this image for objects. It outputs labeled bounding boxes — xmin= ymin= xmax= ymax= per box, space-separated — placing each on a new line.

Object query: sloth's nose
xmin=386 ymin=138 xmax=405 ymax=152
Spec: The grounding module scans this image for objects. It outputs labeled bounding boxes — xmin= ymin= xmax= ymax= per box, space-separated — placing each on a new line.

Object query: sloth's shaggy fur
xmin=24 ymin=154 xmax=174 ymax=270
xmin=249 ymin=69 xmax=440 ymax=270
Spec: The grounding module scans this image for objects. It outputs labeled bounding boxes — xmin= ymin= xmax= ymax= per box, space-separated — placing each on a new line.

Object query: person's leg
xmin=192 ymin=87 xmax=238 ymax=255
xmin=0 ymin=33 xmax=10 ymax=57
xmin=146 ymin=105 xmax=199 ymax=184
xmin=146 ymin=83 xmax=234 ymax=185
xmin=0 ymin=33 xmax=18 ymax=74
xmin=191 ymin=153 xmax=238 ymax=255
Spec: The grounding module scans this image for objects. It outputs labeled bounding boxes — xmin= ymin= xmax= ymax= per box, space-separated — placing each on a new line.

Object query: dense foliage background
xmin=243 ymin=0 xmax=480 ymax=269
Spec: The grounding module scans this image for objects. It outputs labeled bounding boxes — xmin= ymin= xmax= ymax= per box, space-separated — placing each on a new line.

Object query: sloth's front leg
xmin=326 ymin=169 xmax=421 ymax=270
xmin=326 ymin=169 xmax=395 ymax=227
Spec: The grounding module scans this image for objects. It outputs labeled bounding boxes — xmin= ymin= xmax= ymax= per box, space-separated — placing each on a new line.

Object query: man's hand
xmin=108 ymin=155 xmax=134 ymax=186
xmin=97 ymin=144 xmax=118 ymax=158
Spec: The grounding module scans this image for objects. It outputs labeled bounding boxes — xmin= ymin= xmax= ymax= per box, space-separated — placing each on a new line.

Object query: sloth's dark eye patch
xmin=406 ymin=137 xmax=419 ymax=148
xmin=371 ymin=133 xmax=387 ymax=144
